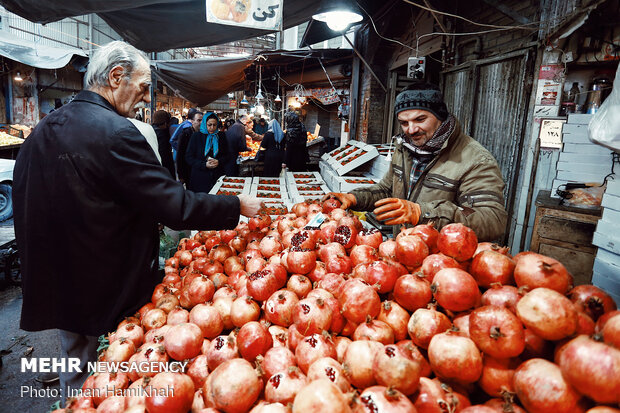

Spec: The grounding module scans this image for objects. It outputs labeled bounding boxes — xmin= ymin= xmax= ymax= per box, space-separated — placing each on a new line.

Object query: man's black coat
xmin=13 ymin=91 xmax=240 ymax=336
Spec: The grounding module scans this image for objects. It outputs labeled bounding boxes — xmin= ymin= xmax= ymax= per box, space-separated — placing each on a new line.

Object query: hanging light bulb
xmin=312 ymin=0 xmax=362 ymax=32
xmin=240 ymin=95 xmax=249 ymax=105
xmin=256 ymin=104 xmax=265 ymax=115
xmin=274 ymin=94 xmax=282 ymax=103
xmin=255 ymin=65 xmax=264 ymax=101
xmin=14 ymin=71 xmax=23 ymax=81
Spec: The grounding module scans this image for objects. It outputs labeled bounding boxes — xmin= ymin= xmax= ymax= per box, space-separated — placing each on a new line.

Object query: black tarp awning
xmin=151 ymin=49 xmax=353 ymax=106
xmin=152 ymin=56 xmax=254 ymax=106
xmin=0 ymin=0 xmax=323 ymax=52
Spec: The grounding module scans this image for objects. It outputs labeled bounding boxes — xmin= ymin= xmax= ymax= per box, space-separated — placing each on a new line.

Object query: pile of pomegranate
xmin=57 ymin=201 xmax=620 ymax=413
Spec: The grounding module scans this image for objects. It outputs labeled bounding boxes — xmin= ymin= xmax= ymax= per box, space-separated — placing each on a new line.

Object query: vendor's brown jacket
xmin=351 ymin=119 xmax=507 ymax=241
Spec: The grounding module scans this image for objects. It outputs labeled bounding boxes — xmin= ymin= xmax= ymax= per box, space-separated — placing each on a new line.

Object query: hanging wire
xmin=402 ymin=0 xmax=539 ymax=30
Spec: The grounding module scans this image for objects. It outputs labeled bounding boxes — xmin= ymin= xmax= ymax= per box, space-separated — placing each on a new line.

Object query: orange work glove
xmin=321 ymin=192 xmax=357 ymax=210
xmin=373 ymin=198 xmax=421 ymax=225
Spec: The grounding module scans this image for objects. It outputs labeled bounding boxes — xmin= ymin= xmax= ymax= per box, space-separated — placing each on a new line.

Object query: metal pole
xmin=343 ymin=35 xmax=387 ymax=92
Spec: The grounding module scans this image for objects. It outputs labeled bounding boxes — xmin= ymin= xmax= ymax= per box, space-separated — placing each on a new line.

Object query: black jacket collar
xmin=73 ymin=90 xmax=118 ymax=114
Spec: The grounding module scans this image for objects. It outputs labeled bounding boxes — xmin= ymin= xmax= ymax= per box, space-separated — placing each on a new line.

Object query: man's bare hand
xmin=321 ymin=192 xmax=357 ymax=210
xmin=237 ymin=194 xmax=262 ymax=217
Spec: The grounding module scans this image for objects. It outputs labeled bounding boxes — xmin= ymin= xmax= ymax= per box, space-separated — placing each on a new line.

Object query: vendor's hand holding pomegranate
xmin=321 ymin=192 xmax=356 ymax=210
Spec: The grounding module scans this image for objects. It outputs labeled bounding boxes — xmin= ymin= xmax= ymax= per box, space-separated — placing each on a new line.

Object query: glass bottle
xmin=567 ymin=82 xmax=580 ymax=103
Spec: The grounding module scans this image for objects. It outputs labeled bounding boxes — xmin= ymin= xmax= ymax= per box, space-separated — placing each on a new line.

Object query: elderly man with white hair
xmin=13 ymin=40 xmax=262 ymax=398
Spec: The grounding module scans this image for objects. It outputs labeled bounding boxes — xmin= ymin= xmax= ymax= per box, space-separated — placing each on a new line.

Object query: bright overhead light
xmin=14 ymin=71 xmax=23 ymax=81
xmin=256 ymin=104 xmax=265 ymax=115
xmin=255 ymin=90 xmax=264 ymax=100
xmin=240 ymin=96 xmax=249 ymax=105
xmin=274 ymin=94 xmax=282 ymax=103
xmin=313 ymin=10 xmax=362 ymax=31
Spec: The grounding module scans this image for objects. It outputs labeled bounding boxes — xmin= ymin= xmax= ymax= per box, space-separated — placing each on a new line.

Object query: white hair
xmin=85 ymin=41 xmax=149 ymax=89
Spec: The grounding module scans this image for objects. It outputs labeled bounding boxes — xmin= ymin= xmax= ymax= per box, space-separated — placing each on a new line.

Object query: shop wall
xmin=355 ymin=28 xmax=389 ymax=144
xmin=11 ymin=63 xmax=38 ymax=126
xmin=38 ymin=66 xmax=83 ymax=117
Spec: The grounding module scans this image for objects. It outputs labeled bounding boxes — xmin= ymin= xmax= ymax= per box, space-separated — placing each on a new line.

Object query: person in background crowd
xmin=177 ymin=110 xmax=203 ymax=185
xmin=186 ymin=112 xmax=229 ymax=193
xmin=152 ymin=109 xmax=176 ymax=179
xmin=168 ymin=116 xmax=179 ymax=136
xmin=245 ymin=115 xmax=263 ymax=141
xmin=323 ymin=81 xmax=507 ymax=241
xmin=12 ymin=41 xmax=262 ymax=402
xmin=254 ymin=117 xmax=268 ymax=135
xmin=283 ymin=111 xmax=309 ymax=172
xmin=134 ymin=112 xmax=143 ymax=121
xmin=170 ymin=108 xmax=199 ymax=159
xmin=259 ymin=119 xmax=286 ymax=177
xmin=225 ymin=118 xmax=235 ymax=130
xmin=224 ymin=114 xmax=250 ymax=176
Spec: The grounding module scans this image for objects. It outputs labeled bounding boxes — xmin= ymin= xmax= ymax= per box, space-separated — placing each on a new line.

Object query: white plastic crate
xmin=209 ymin=176 xmax=252 ymax=195
xmin=322 ymin=140 xmax=379 ymax=176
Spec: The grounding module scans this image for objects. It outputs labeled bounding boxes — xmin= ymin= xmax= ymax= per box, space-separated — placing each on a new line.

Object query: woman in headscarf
xmin=259 ymin=119 xmax=286 ymax=177
xmin=185 ymin=112 xmax=229 ymax=193
xmin=283 ymin=111 xmax=309 ymax=172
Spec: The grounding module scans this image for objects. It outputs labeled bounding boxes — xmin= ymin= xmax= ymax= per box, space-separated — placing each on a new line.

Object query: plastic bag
xmin=588 ymin=64 xmax=620 ymax=153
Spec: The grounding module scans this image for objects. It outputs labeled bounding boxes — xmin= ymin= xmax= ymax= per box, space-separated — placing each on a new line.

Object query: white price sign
xmin=206 ymin=0 xmax=283 ymax=30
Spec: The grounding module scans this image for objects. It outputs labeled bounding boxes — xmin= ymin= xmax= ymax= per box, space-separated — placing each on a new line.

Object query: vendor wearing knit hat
xmin=323 ymin=81 xmax=507 ymax=242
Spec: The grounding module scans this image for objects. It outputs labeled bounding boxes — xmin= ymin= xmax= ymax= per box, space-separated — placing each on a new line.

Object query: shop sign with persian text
xmin=206 ymin=0 xmax=283 ymax=30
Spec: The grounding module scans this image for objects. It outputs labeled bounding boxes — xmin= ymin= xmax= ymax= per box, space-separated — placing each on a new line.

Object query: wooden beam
xmin=481 ymin=0 xmax=532 ymax=25
xmin=422 ymin=0 xmax=448 ymax=33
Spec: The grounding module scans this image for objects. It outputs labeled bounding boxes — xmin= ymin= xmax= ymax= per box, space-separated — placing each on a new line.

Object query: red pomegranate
xmin=203 ymin=358 xmax=263 ymax=412
xmin=350 ymin=244 xmax=380 ymax=267
xmin=514 ymin=252 xmax=572 ymax=294
xmin=513 ymin=358 xmax=581 ymax=413
xmin=293 ymin=297 xmax=333 ymax=336
xmin=480 ymin=284 xmax=522 ymax=314
xmin=354 ymin=386 xmax=417 ymax=412
xmin=437 ymin=223 xmax=478 ymax=262
xmin=306 ymin=357 xmax=350 ymax=393
xmin=421 ymin=253 xmax=461 ymax=282
xmin=356 ymin=228 xmax=383 ymax=249
xmin=338 ymin=278 xmax=381 ymax=324
xmin=292 ymin=379 xmax=351 ymax=413
xmin=469 ymin=305 xmax=525 ymax=358
xmin=163 ymin=323 xmax=202 ymax=361
xmin=264 ymin=367 xmax=308 ymax=405
xmin=294 ymin=333 xmax=337 ymax=374
xmin=428 ymin=331 xmax=483 ymax=383
xmin=557 ymin=335 xmax=620 ymax=404
xmin=568 ymin=284 xmax=617 ymax=321
xmin=432 ymin=268 xmax=481 ymax=312
xmin=236 ymin=321 xmax=273 ymax=362
xmin=260 ymin=346 xmax=297 ymax=379
xmin=322 ymin=198 xmax=342 ymax=214
xmin=478 ymin=355 xmax=520 ymax=397
xmin=333 ymin=224 xmax=358 ymax=249
xmin=372 ymin=344 xmax=422 ymax=395
xmin=407 ymin=307 xmax=452 ymax=349
xmin=377 ymin=301 xmax=410 ymax=341
xmin=470 ymin=250 xmax=516 ymax=288
xmin=393 ymin=273 xmax=433 ymax=312
xmin=378 ymin=239 xmax=397 ymax=261
xmin=342 ymin=340 xmax=383 ymax=389
xmin=206 ymin=335 xmax=239 ymax=371
xmin=395 ymin=234 xmax=429 ymax=269
xmin=144 ymin=372 xmax=194 ymax=413
xmin=353 ymin=318 xmax=395 ymax=344
xmin=515 ymin=287 xmax=577 ymax=341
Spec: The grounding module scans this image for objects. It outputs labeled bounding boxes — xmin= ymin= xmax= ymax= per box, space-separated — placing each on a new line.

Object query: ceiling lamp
xmin=274 ymin=94 xmax=282 ymax=103
xmin=240 ymin=96 xmax=249 ymax=105
xmin=14 ymin=71 xmax=23 ymax=81
xmin=312 ymin=0 xmax=363 ymax=32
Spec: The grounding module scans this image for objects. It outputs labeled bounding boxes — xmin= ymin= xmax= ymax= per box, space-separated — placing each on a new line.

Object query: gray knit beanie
xmin=394 ymin=82 xmax=448 ymax=121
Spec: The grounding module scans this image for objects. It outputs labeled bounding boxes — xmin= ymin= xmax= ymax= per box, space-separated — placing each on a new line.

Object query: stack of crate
xmin=592 ymin=180 xmax=620 ymax=305
xmin=551 ymin=113 xmax=615 ymax=198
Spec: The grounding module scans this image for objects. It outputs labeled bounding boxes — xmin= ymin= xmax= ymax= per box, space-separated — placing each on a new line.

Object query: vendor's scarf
xmin=268 ymin=119 xmax=284 ymax=144
xmin=200 ymin=112 xmax=219 ymax=157
xmin=404 ymin=114 xmax=456 ymax=199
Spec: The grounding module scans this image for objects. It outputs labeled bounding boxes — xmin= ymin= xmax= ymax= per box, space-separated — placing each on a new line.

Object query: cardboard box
xmin=606 ymin=180 xmax=620 ymax=195
xmin=561 ymin=132 xmax=591 ymax=144
xmin=556 ymin=170 xmax=607 ymax=183
xmin=592 ymin=232 xmax=620 ymax=255
xmin=556 ymin=161 xmax=613 ymax=175
xmin=567 ymin=113 xmax=594 ymax=124
xmin=558 ymin=152 xmax=613 ymax=164
xmin=602 ymin=193 xmax=620 ymax=211
xmin=592 ymin=258 xmax=620 ymax=303
xmin=602 ymin=206 xmax=620 ymax=224
xmin=562 ymin=123 xmax=589 ymax=135
xmin=562 ymin=142 xmax=614 ymax=155
xmin=209 ymin=176 xmax=252 ymax=195
xmin=324 ymin=140 xmax=379 ymax=176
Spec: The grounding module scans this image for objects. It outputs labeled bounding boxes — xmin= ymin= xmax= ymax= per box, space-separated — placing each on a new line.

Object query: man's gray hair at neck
xmin=85 ymin=41 xmax=149 ymax=89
